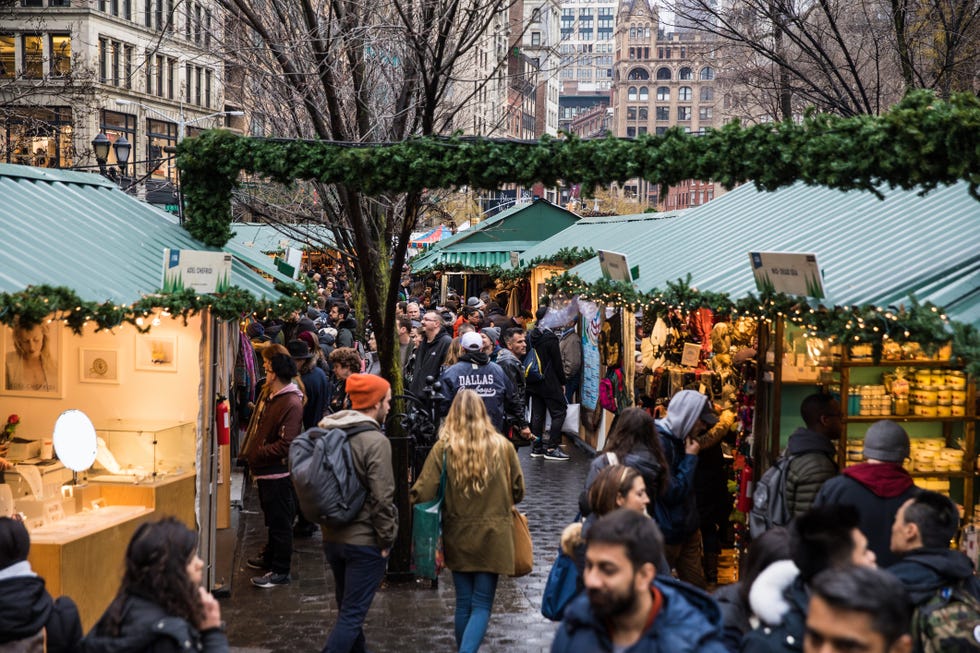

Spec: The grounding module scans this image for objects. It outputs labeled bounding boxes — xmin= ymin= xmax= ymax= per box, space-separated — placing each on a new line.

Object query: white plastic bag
xmin=562 ymin=403 xmax=580 ymax=435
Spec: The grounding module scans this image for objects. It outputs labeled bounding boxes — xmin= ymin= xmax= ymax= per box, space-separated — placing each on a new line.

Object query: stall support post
xmin=769 ymin=319 xmax=785 ymax=466
xmin=386 ymin=426 xmax=414 ymax=582
xmin=752 ymin=322 xmax=772 ymax=476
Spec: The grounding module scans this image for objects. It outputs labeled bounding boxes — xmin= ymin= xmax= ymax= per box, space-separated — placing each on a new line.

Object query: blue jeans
xmin=452 ymin=571 xmax=499 ymax=653
xmin=322 ymin=542 xmax=388 ymax=653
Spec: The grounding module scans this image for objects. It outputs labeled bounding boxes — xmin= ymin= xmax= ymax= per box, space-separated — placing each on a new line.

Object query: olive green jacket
xmin=411 ymin=437 xmax=525 ymax=575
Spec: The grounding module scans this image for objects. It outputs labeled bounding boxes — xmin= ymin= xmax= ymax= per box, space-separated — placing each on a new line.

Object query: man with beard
xmin=438 ymin=331 xmax=523 ymax=435
xmin=551 ymin=509 xmax=727 ymax=652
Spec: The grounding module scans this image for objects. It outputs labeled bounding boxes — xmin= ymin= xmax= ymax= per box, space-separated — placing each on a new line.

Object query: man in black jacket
xmin=889 ymin=490 xmax=980 ymax=605
xmin=495 ymin=327 xmax=533 ymax=446
xmin=409 ymin=310 xmax=452 ymax=398
xmin=784 ymin=393 xmax=841 ymax=518
xmin=527 ymin=305 xmax=569 ymax=461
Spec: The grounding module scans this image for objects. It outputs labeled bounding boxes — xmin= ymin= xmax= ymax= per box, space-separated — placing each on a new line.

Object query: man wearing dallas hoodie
xmin=813 ymin=420 xmax=919 ymax=568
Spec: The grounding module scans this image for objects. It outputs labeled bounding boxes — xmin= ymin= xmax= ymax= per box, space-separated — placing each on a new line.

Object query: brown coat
xmin=410 ymin=436 xmax=525 ymax=575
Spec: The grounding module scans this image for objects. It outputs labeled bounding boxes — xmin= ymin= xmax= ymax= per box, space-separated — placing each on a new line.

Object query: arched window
xmin=638 ymin=86 xmax=649 ymax=101
xmin=629 ymin=27 xmax=636 ymax=39
xmin=678 ymin=86 xmax=692 ymax=101
xmin=656 ymin=86 xmax=669 ymax=101
xmin=679 ymin=67 xmax=693 ymax=80
xmin=628 ymin=86 xmax=638 ymax=101
xmin=627 ymin=67 xmax=649 ymax=80
xmin=700 ymin=66 xmax=714 ymax=80
xmin=656 ymin=67 xmax=671 ymax=80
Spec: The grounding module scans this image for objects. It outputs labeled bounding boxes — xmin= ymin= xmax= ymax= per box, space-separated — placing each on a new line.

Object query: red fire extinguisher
xmin=737 ymin=463 xmax=754 ymax=513
xmin=216 ymin=397 xmax=231 ymax=446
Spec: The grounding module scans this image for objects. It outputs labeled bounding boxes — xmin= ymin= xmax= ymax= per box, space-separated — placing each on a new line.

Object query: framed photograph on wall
xmin=79 ymin=349 xmax=119 ymax=384
xmin=134 ymin=334 xmax=178 ymax=372
xmin=0 ymin=321 xmax=63 ymax=398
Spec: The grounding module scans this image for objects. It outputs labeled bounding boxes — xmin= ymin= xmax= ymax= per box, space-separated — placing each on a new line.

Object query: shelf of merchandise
xmin=837 ymin=351 xmax=977 ymax=522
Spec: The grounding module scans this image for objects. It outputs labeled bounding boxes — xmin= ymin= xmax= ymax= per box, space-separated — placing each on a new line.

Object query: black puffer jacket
xmin=784 ymin=428 xmax=838 ymax=518
xmin=526 ymin=326 xmax=565 ymax=400
xmin=79 ymin=594 xmax=228 ymax=653
xmin=0 ymin=570 xmax=82 ymax=653
xmin=888 ymin=547 xmax=980 ymax=606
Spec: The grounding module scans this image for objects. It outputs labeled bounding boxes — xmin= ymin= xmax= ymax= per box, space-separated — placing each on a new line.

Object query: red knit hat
xmin=346 ymin=374 xmax=391 ymax=410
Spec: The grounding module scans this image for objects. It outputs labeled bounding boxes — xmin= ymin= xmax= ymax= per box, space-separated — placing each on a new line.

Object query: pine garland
xmin=177 ymin=91 xmax=980 ymax=248
xmin=0 ymin=280 xmax=317 ymax=334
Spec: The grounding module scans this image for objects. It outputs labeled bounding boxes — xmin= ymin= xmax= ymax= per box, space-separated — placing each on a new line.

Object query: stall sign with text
xmin=163 ymin=249 xmax=233 ymax=294
xmin=749 ymin=252 xmax=825 ymax=299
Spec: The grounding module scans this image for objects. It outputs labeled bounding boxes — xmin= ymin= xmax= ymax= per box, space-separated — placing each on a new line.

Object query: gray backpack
xmin=289 ymin=424 xmax=373 ymax=527
xmin=748 ymin=453 xmax=795 ymax=539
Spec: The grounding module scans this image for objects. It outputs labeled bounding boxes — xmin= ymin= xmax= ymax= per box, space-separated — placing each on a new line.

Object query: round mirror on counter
xmin=52 ymin=410 xmax=97 ymax=473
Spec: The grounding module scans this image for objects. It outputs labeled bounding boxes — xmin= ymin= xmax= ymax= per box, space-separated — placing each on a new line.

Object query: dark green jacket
xmin=784 ymin=428 xmax=838 ymax=518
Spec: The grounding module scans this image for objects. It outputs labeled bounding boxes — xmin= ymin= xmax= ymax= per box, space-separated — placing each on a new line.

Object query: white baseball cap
xmin=460 ymin=331 xmax=483 ymax=351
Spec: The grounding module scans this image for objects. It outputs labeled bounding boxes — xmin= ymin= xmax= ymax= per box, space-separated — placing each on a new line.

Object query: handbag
xmin=541 ymin=547 xmax=580 ymax=621
xmin=511 ymin=506 xmax=533 ymax=577
xmin=411 ymin=450 xmax=446 ymax=580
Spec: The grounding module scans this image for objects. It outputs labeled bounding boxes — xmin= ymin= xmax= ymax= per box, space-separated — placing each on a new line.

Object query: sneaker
xmin=529 ymin=446 xmax=546 ymax=458
xmin=251 ymin=571 xmax=290 ymax=588
xmin=544 ymin=447 xmax=569 ymax=461
xmin=245 ymin=557 xmax=269 ymax=570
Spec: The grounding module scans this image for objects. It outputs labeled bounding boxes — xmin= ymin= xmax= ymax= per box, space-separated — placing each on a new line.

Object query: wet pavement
xmin=220 ymin=438 xmax=593 ymax=653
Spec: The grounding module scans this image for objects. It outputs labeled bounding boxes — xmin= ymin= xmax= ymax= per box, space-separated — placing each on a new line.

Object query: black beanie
xmin=0 ymin=517 xmax=30 ymax=570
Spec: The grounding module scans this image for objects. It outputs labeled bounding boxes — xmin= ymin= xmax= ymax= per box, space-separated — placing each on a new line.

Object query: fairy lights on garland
xmin=545 ymin=271 xmax=980 ymax=377
xmin=0 ymin=280 xmax=318 ymax=334
xmin=177 ymin=91 xmax=980 ymax=248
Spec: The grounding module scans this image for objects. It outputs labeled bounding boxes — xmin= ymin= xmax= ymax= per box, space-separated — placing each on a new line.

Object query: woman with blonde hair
xmin=411 ymin=389 xmax=525 ymax=653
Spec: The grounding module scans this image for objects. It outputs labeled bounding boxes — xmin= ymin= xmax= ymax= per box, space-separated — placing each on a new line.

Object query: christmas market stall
xmin=409 ymin=198 xmax=581 ymax=308
xmin=0 ymin=165 xmax=301 ymax=628
xmin=544 ymin=178 xmax=980 ymax=564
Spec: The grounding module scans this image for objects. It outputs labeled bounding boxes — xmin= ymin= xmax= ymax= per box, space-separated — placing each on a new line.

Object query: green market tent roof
xmin=535 ymin=180 xmax=979 ymax=326
xmin=0 ymin=164 xmax=286 ymax=303
xmin=410 ymin=199 xmax=581 ymax=271
xmin=227 ymin=223 xmax=336 ymax=253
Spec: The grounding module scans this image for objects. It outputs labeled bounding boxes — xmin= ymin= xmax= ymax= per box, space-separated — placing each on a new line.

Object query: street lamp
xmin=91 ymin=132 xmax=131 ymax=178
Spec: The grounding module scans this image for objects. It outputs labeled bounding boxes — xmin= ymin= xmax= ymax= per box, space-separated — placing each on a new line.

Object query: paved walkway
xmin=221 ymin=440 xmax=593 ymax=653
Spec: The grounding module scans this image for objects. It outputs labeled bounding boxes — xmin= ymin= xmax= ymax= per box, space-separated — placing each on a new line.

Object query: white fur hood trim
xmin=748 ymin=559 xmax=800 ymax=626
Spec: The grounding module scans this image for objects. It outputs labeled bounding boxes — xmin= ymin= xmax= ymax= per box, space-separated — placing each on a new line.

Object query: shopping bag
xmin=511 ymin=507 xmax=533 ymax=577
xmin=541 ymin=548 xmax=580 ymax=621
xmin=411 ymin=452 xmax=446 ymax=580
xmin=562 ymin=403 xmax=580 ymax=435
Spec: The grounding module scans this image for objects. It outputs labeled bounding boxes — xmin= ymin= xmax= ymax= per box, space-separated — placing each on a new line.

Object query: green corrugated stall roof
xmin=410 ymin=199 xmax=580 ymax=271
xmin=0 ymin=164 xmax=287 ymax=302
xmin=227 ymin=223 xmax=336 ymax=253
xmin=562 ymin=180 xmax=980 ymax=327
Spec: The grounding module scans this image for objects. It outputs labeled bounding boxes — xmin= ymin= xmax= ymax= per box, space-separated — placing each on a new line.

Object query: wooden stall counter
xmin=28 ymin=505 xmax=154 ymax=630
xmin=88 ymin=471 xmax=197 ymax=527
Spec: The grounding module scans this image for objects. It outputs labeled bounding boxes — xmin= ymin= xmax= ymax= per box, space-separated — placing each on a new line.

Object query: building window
xmin=50 ymin=37 xmax=71 ymax=73
xmin=679 ymin=67 xmax=692 ymax=80
xmin=627 ymin=67 xmax=649 ymax=80
xmin=124 ymin=45 xmax=133 ymax=89
xmin=700 ymin=86 xmax=714 ymax=101
xmin=168 ymin=58 xmax=175 ymax=99
xmin=627 ymin=86 xmax=637 ymax=101
xmin=155 ymin=54 xmax=164 ymax=96
xmin=147 ymin=118 xmax=177 ymax=180
xmin=22 ymin=35 xmax=43 ymax=78
xmin=185 ymin=63 xmax=192 ymax=101
xmin=677 ymin=106 xmax=691 ymax=121
xmin=195 ymin=66 xmax=202 ymax=105
xmin=626 ymin=126 xmax=636 ymax=137
xmin=99 ymin=38 xmax=108 ymax=82
xmin=679 ymin=86 xmax=692 ymax=101
xmin=656 ymin=126 xmax=667 ymax=135
xmin=3 ymin=106 xmax=73 ymax=168
xmin=204 ymin=69 xmax=212 ymax=108
xmin=0 ymin=36 xmax=14 ymax=78
xmin=656 ymin=106 xmax=669 ymax=120
xmin=638 ymin=87 xmax=648 ymax=101
xmin=100 ymin=110 xmax=136 ymax=172
xmin=638 ymin=107 xmax=648 ymax=120
xmin=655 ymin=67 xmax=671 ymax=80
xmin=699 ymin=107 xmax=713 ymax=120
xmin=627 ymin=106 xmax=637 ymax=120
xmin=111 ymin=41 xmax=120 ymax=86
xmin=185 ymin=1 xmax=194 ymax=38
xmin=145 ymin=53 xmax=153 ymax=93
xmin=531 ymin=31 xmax=540 ymax=46
xmin=700 ymin=66 xmax=715 ymax=80
xmin=656 ymin=86 xmax=669 ymax=101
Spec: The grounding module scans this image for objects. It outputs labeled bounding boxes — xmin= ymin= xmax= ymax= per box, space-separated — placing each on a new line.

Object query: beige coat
xmin=411 ymin=437 xmax=525 ymax=575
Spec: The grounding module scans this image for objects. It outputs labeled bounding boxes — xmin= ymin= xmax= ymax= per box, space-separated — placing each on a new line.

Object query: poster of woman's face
xmin=1 ymin=322 xmax=62 ymax=398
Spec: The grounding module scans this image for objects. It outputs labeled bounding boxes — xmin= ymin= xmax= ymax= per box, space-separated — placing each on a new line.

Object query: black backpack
xmin=289 ymin=423 xmax=374 ymax=527
xmin=748 ymin=452 xmax=796 ymax=539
